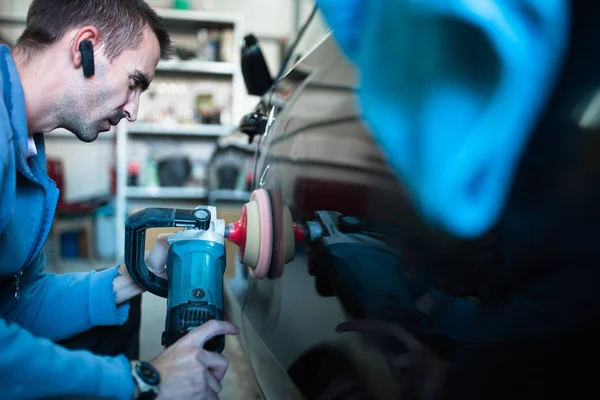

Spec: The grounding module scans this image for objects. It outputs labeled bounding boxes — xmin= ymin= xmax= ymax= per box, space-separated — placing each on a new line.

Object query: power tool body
xmin=125 ymin=206 xmax=227 ymax=352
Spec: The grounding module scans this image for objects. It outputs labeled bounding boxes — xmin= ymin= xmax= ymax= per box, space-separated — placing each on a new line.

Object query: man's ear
xmin=70 ymin=26 xmax=101 ymax=77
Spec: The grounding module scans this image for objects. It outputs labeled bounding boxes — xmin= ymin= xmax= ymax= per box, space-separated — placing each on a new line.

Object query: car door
xmin=237 ymin=13 xmax=410 ymax=398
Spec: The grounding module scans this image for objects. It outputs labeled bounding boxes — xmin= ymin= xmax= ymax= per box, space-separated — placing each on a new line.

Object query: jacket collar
xmin=0 ymin=44 xmax=39 ymax=181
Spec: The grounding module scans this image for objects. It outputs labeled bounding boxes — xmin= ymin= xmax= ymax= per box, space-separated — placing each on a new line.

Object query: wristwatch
xmin=130 ymin=360 xmax=160 ymax=399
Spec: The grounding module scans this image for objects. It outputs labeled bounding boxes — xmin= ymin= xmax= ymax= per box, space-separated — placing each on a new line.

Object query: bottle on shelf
xmin=173 ymin=0 xmax=191 ymax=10
xmin=128 ymin=162 xmax=141 ymax=186
xmin=144 ymin=150 xmax=159 ymax=188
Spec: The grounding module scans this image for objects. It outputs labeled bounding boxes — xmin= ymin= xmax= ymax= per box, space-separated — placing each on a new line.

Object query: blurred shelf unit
xmin=126 ymin=186 xmax=208 ymax=200
xmin=0 ymin=8 xmax=239 ymax=29
xmin=125 ymin=187 xmax=250 ymax=203
xmin=0 ymin=12 xmax=26 ymax=26
xmin=44 ymin=128 xmax=116 ymax=140
xmin=208 ymin=189 xmax=252 ymax=204
xmin=127 ymin=122 xmax=236 ymax=137
xmin=156 ymin=59 xmax=235 ymax=76
xmin=0 ymin=12 xmax=27 ymax=47
xmin=156 ymin=8 xmax=240 ymax=28
xmin=115 ymin=9 xmax=244 ymax=260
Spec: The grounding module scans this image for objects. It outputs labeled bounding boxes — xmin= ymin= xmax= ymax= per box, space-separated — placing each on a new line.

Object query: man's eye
xmin=128 ymin=78 xmax=139 ymax=90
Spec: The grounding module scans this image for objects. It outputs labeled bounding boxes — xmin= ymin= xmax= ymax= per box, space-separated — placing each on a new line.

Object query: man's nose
xmin=123 ymin=95 xmax=140 ymax=122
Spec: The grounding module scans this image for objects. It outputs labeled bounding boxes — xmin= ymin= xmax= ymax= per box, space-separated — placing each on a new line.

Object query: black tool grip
xmin=125 ymin=207 xmax=197 ymax=298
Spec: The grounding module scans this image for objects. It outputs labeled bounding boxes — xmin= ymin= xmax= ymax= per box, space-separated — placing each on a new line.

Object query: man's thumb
xmin=146 ymin=233 xmax=171 ymax=270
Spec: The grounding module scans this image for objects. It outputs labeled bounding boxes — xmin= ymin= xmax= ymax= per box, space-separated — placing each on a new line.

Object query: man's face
xmin=60 ymin=26 xmax=160 ymax=142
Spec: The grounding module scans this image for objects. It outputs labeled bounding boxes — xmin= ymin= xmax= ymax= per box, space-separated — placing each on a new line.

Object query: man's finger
xmin=151 ymin=233 xmax=170 ymax=251
xmin=145 ymin=233 xmax=173 ymax=278
xmin=185 ymin=320 xmax=240 ymax=348
xmin=197 ymin=351 xmax=229 ymax=381
xmin=146 ymin=234 xmax=170 ymax=268
xmin=206 ymin=391 xmax=219 ymax=400
xmin=204 ymin=369 xmax=222 ymax=393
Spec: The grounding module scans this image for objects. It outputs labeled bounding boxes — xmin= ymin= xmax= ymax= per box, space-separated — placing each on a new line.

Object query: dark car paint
xmin=229 ymin=29 xmax=453 ymax=398
xmin=231 ymin=7 xmax=600 ymax=398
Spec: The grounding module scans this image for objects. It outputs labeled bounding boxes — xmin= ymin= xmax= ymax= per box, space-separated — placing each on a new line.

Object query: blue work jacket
xmin=0 ymin=44 xmax=134 ymax=399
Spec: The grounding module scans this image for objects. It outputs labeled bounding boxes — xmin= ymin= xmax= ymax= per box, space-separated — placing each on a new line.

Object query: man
xmin=0 ymin=1 xmax=239 ymax=399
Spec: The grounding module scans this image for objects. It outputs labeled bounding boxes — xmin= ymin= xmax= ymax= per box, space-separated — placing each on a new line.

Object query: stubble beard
xmin=55 ymin=87 xmax=113 ymax=143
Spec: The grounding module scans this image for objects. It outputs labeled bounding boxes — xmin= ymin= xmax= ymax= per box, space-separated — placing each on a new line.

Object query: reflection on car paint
xmin=258 ymin=164 xmax=270 ymax=188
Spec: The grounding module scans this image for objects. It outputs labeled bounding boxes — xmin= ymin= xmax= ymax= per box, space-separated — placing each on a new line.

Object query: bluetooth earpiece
xmin=79 ymin=40 xmax=95 ymax=77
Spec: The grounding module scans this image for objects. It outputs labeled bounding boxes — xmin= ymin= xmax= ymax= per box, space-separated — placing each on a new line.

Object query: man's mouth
xmin=99 ymin=120 xmax=112 ymax=132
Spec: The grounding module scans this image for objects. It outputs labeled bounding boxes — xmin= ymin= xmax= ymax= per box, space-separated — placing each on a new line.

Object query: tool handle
xmin=162 ymin=240 xmax=226 ymax=352
xmin=125 ymin=207 xmax=197 ymax=298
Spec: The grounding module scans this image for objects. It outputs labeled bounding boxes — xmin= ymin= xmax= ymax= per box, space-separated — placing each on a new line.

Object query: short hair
xmin=15 ymin=0 xmax=172 ymax=62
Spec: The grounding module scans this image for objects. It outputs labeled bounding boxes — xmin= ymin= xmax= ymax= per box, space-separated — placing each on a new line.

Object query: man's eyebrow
xmin=133 ymin=69 xmax=152 ymax=91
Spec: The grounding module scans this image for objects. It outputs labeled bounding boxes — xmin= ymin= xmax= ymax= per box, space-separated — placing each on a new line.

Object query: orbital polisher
xmin=124 ymin=189 xmax=305 ymax=353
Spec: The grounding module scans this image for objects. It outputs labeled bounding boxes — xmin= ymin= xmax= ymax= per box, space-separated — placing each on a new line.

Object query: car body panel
xmin=227 ymin=4 xmax=600 ymax=400
xmin=229 ymin=24 xmax=413 ymax=397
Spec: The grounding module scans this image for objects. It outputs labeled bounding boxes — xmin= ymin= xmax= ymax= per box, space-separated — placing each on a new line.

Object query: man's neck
xmin=13 ymin=48 xmax=63 ymax=134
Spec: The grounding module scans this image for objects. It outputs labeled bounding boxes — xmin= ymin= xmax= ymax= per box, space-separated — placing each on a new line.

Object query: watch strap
xmin=137 ymin=392 xmax=158 ymax=400
xmin=130 ymin=360 xmax=160 ymax=400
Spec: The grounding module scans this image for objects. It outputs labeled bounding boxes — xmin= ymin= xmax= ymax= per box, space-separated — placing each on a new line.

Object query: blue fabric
xmin=0 ymin=317 xmax=133 ymax=399
xmin=0 ymin=44 xmax=134 ymax=399
xmin=316 ymin=0 xmax=569 ymax=238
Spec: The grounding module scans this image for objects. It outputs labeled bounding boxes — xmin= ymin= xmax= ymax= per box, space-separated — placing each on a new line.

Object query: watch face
xmin=137 ymin=362 xmax=160 ymax=386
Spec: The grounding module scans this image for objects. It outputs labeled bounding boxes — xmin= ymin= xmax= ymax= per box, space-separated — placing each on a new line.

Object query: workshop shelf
xmin=126 ymin=186 xmax=208 ymax=200
xmin=208 ymin=190 xmax=252 ymax=204
xmin=155 ymin=8 xmax=239 ymax=28
xmin=112 ymin=8 xmax=245 ymax=261
xmin=156 ymin=59 xmax=236 ymax=76
xmin=127 ymin=122 xmax=236 ymax=137
xmin=45 ymin=128 xmax=115 ymax=140
xmin=0 ymin=13 xmax=25 ymax=25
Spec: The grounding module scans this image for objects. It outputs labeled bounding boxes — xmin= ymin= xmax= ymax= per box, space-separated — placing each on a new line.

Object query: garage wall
xmin=0 ymin=0 xmax=308 ymax=201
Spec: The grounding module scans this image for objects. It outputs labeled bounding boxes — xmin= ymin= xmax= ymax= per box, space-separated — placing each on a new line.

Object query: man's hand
xmin=145 ymin=233 xmax=171 ymax=279
xmin=150 ymin=320 xmax=240 ymax=400
xmin=114 ymin=234 xmax=171 ymax=305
